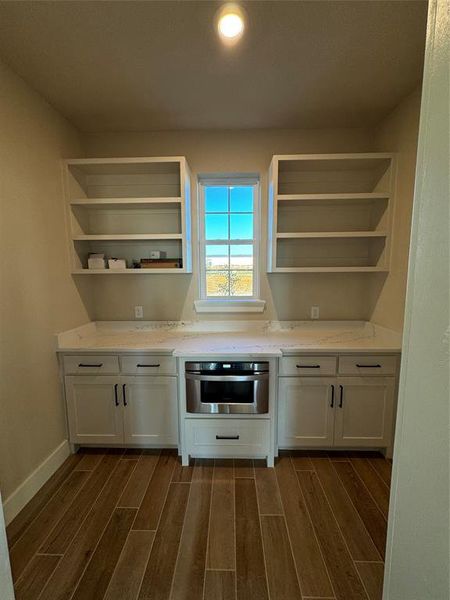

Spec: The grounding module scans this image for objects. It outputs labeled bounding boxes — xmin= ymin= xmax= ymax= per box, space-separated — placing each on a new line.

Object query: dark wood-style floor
xmin=6 ymin=448 xmax=392 ymax=600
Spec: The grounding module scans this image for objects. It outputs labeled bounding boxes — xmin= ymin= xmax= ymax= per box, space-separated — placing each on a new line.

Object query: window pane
xmin=229 ymin=271 xmax=253 ymax=296
xmin=230 ymin=214 xmax=253 ymax=240
xmin=205 ymin=187 xmax=228 ymax=212
xmin=206 ymin=245 xmax=229 ymax=270
xmin=206 ymin=271 xmax=229 ymax=297
xmin=230 ymin=186 xmax=253 ymax=212
xmin=230 ymin=245 xmax=253 ymax=270
xmin=202 ymin=182 xmax=256 ymax=299
xmin=205 ymin=214 xmax=228 ymax=240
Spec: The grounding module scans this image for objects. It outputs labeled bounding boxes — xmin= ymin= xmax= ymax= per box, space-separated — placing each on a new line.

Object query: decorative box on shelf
xmin=140 ymin=258 xmax=182 ymax=269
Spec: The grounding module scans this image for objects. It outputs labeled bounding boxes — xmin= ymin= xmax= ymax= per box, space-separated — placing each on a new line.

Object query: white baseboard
xmin=2 ymin=440 xmax=71 ymax=525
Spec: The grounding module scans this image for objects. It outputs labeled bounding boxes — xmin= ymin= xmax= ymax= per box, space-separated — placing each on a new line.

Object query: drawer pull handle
xmin=216 ymin=435 xmax=239 ymax=440
xmin=296 ymin=364 xmax=321 ymax=369
xmin=123 ymin=384 xmax=128 ymax=406
xmin=114 ymin=383 xmax=119 ymax=407
xmin=356 ymin=364 xmax=381 ymax=368
xmin=330 ymin=384 xmax=335 ymax=408
xmin=136 ymin=364 xmax=160 ymax=368
xmin=78 ymin=363 xmax=103 ymax=368
xmin=339 ymin=385 xmax=344 ymax=408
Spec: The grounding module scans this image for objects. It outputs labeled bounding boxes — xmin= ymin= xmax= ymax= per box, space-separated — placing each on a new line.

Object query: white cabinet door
xmin=122 ymin=376 xmax=178 ymax=446
xmin=278 ymin=377 xmax=335 ymax=447
xmin=65 ymin=376 xmax=123 ymax=444
xmin=334 ymin=377 xmax=395 ymax=447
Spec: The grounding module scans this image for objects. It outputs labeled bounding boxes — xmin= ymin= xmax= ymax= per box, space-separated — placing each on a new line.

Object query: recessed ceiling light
xmin=218 ymin=12 xmax=244 ymax=39
xmin=216 ymin=4 xmax=245 ymax=44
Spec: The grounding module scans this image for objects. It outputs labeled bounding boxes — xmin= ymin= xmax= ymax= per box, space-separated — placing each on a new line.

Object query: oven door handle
xmin=185 ymin=373 xmax=269 ymax=382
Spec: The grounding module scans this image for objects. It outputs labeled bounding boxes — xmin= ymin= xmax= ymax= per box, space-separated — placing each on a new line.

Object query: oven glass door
xmin=200 ymin=379 xmax=254 ymax=405
xmin=185 ymin=370 xmax=269 ymax=414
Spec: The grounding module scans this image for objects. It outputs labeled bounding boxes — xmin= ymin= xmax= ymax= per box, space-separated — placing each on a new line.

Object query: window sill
xmin=194 ymin=299 xmax=266 ymax=314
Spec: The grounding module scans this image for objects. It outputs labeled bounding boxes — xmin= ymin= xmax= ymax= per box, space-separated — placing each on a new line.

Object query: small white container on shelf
xmin=108 ymin=258 xmax=127 ymax=270
xmin=87 ymin=253 xmax=106 ymax=270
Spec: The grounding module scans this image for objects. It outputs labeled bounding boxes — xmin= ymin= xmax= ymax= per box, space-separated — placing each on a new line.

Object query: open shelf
xmin=64 ymin=157 xmax=192 ymax=273
xmin=277 ymin=192 xmax=390 ymax=203
xmin=275 ymin=236 xmax=387 ymax=270
xmin=272 ymin=266 xmax=389 ymax=273
xmin=72 ymin=234 xmax=183 ymax=241
xmin=72 ymin=238 xmax=184 ymax=272
xmin=267 ymin=153 xmax=395 ymax=272
xmin=67 ymin=158 xmax=183 ymax=198
xmin=70 ymin=197 xmax=182 ymax=209
xmin=72 ymin=268 xmax=189 ymax=275
xmin=276 ymin=153 xmax=392 ymax=195
xmin=276 ymin=231 xmax=387 ymax=239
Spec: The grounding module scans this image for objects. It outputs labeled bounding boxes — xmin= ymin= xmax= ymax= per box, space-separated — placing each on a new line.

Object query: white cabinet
xmin=63 ymin=354 xmax=179 ymax=448
xmin=278 ymin=378 xmax=335 ymax=447
xmin=65 ymin=376 xmax=124 ymax=445
xmin=122 ymin=376 xmax=178 ymax=445
xmin=278 ymin=354 xmax=398 ymax=451
xmin=334 ymin=377 xmax=395 ymax=447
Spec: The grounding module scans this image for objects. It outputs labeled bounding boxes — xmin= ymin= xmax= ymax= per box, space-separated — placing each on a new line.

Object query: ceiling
xmin=0 ymin=1 xmax=427 ymax=132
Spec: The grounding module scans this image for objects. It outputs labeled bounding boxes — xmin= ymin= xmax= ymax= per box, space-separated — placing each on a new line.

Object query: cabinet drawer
xmin=279 ymin=356 xmax=337 ymax=376
xmin=185 ymin=419 xmax=270 ymax=459
xmin=120 ymin=355 xmax=176 ymax=375
xmin=63 ymin=355 xmax=119 ymax=375
xmin=338 ymin=355 xmax=398 ymax=376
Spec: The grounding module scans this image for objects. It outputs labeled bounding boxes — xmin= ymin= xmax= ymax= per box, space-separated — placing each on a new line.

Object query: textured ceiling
xmin=0 ymin=1 xmax=427 ymax=132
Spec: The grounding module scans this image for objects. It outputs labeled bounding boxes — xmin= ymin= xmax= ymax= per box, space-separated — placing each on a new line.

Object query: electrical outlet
xmin=134 ymin=305 xmax=144 ymax=319
xmin=311 ymin=305 xmax=320 ymax=320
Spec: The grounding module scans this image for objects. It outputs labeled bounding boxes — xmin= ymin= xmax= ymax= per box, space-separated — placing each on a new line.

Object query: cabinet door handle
xmin=114 ymin=383 xmax=119 ymax=407
xmin=330 ymin=384 xmax=335 ymax=408
xmin=136 ymin=364 xmax=160 ymax=368
xmin=78 ymin=363 xmax=103 ymax=368
xmin=122 ymin=384 xmax=128 ymax=406
xmin=356 ymin=364 xmax=381 ymax=368
xmin=296 ymin=364 xmax=320 ymax=369
xmin=216 ymin=435 xmax=239 ymax=440
xmin=339 ymin=385 xmax=344 ymax=408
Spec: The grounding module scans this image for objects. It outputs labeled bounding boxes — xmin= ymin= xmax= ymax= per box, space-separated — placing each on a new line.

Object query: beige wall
xmin=0 ymin=61 xmax=92 ymax=499
xmin=84 ymin=128 xmax=376 ymax=321
xmin=368 ymin=89 xmax=421 ymax=332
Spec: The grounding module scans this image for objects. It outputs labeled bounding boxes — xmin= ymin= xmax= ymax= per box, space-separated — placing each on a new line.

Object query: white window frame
xmin=195 ymin=175 xmax=265 ymax=313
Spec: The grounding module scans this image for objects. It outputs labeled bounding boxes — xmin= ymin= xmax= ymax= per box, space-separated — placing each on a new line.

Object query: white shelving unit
xmin=267 ymin=153 xmax=396 ymax=273
xmin=64 ymin=157 xmax=192 ymax=274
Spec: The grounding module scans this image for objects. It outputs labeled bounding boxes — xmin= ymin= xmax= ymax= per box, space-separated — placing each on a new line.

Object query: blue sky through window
xmin=205 ymin=186 xmax=253 ymax=240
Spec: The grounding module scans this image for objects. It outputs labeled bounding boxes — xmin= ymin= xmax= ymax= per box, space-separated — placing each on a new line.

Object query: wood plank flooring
xmin=7 ymin=448 xmax=392 ymax=600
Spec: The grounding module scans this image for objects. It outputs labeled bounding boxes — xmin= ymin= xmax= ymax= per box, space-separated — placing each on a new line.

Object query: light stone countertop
xmin=56 ymin=321 xmax=402 ymax=357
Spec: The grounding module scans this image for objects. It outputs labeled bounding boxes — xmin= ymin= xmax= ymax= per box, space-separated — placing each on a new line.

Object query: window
xmin=196 ymin=176 xmax=264 ymax=312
